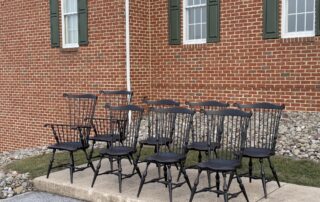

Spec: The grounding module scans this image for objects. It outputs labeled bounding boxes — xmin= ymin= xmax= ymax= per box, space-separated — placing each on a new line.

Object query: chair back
xmin=186 ymin=101 xmax=229 ymax=144
xmin=108 ymin=105 xmax=144 ymax=148
xmin=235 ymin=102 xmax=285 ymax=153
xmin=63 ymin=93 xmax=97 ymax=127
xmin=205 ymin=109 xmax=251 ymax=161
xmin=151 ymin=107 xmax=194 ymax=155
xmin=143 ymin=99 xmax=180 ymax=139
xmin=100 ymin=90 xmax=133 ymax=107
xmin=48 ymin=93 xmax=97 ymax=146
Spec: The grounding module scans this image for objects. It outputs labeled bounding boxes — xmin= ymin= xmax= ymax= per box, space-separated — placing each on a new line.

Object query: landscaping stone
xmin=0 ymin=171 xmax=33 ymax=199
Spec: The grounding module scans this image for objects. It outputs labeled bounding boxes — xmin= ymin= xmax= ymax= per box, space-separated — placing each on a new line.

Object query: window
xmin=62 ymin=0 xmax=79 ymax=48
xmin=184 ymin=0 xmax=207 ymax=44
xmin=282 ymin=0 xmax=315 ymax=38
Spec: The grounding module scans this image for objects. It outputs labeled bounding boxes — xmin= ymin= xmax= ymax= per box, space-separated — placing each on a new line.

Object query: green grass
xmin=5 ymin=148 xmax=320 ymax=188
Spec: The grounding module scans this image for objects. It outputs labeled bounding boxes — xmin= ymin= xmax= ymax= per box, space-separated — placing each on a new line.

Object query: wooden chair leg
xmin=259 ymin=158 xmax=267 ymax=198
xmin=268 ymin=157 xmax=280 ymax=188
xmin=69 ymin=151 xmax=75 ymax=184
xmin=249 ymin=157 xmax=253 ymax=183
xmin=117 ymin=158 xmax=122 ymax=193
xmin=137 ymin=162 xmax=151 ymax=197
xmin=222 ymin=172 xmax=228 ymax=202
xmin=91 ymin=156 xmax=103 ymax=187
xmin=189 ymin=169 xmax=202 ymax=202
xmin=235 ymin=170 xmax=249 ymax=202
xmin=46 ymin=149 xmax=56 ymax=179
xmin=167 ymin=165 xmax=173 ymax=202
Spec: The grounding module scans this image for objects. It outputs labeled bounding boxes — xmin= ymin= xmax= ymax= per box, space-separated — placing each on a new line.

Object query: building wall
xmin=149 ymin=0 xmax=320 ymax=111
xmin=0 ymin=0 xmax=151 ymax=151
xmin=0 ymin=0 xmax=319 ymax=152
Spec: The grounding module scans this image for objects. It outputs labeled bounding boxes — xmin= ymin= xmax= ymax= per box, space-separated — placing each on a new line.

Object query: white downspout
xmin=125 ymin=0 xmax=131 ymax=92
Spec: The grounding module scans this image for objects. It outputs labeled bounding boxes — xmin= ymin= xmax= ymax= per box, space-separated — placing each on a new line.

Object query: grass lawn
xmin=5 ymin=147 xmax=320 ymax=188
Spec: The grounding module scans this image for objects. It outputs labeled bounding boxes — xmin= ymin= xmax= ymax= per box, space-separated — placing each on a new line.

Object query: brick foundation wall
xmin=0 ymin=0 xmax=319 ymax=152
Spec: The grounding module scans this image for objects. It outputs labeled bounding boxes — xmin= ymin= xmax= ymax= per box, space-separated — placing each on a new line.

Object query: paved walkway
xmin=33 ymin=159 xmax=320 ymax=202
xmin=3 ymin=191 xmax=83 ymax=202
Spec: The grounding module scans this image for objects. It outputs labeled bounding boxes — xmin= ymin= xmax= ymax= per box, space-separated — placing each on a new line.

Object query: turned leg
xmin=189 ymin=169 xmax=202 ymax=202
xmin=137 ymin=162 xmax=151 ymax=197
xmin=46 ymin=149 xmax=56 ymax=178
xmin=69 ymin=151 xmax=75 ymax=184
xmin=249 ymin=157 xmax=253 ymax=183
xmin=268 ymin=157 xmax=280 ymax=188
xmin=91 ymin=155 xmax=103 ymax=187
xmin=236 ymin=170 xmax=249 ymax=202
xmin=259 ymin=158 xmax=267 ymax=198
xmin=222 ymin=172 xmax=228 ymax=202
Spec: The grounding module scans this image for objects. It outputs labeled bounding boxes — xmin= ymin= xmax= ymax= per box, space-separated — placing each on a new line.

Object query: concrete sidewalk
xmin=33 ymin=159 xmax=320 ymax=202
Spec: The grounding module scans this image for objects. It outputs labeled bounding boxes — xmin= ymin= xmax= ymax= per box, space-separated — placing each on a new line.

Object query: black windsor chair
xmin=91 ymin=104 xmax=143 ymax=193
xmin=45 ymin=93 xmax=97 ymax=183
xmin=189 ymin=109 xmax=251 ymax=202
xmin=235 ymin=102 xmax=285 ymax=198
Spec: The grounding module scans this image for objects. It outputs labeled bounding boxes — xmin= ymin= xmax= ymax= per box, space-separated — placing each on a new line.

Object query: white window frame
xmin=61 ymin=0 xmax=79 ymax=48
xmin=183 ymin=0 xmax=207 ymax=44
xmin=281 ymin=0 xmax=315 ymax=38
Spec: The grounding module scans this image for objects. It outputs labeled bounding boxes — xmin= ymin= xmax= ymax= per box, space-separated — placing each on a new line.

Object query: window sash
xmin=185 ymin=1 xmax=207 ymax=44
xmin=62 ymin=0 xmax=79 ymax=48
xmin=282 ymin=0 xmax=315 ymax=38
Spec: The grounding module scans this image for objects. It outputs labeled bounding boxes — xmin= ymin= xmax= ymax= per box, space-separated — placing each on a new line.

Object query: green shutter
xmin=316 ymin=0 xmax=320 ymax=35
xmin=263 ymin=0 xmax=279 ymax=39
xmin=168 ymin=0 xmax=180 ymax=45
xmin=78 ymin=0 xmax=88 ymax=45
xmin=50 ymin=0 xmax=59 ymax=47
xmin=207 ymin=0 xmax=220 ymax=43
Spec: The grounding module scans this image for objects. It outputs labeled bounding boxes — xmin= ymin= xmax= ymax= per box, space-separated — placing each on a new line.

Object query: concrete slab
xmin=33 ymin=159 xmax=320 ymax=202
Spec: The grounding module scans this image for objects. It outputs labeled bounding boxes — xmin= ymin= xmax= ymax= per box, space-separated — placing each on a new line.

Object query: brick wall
xmin=149 ymin=0 xmax=320 ymax=111
xmin=0 ymin=0 xmax=151 ymax=151
xmin=0 ymin=0 xmax=319 ymax=151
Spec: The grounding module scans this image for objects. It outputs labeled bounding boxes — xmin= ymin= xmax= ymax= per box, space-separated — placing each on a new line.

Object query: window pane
xmin=195 ymin=24 xmax=201 ymax=39
xmin=188 ymin=9 xmax=194 ymax=24
xmin=65 ymin=15 xmax=78 ymax=44
xmin=201 ymin=0 xmax=206 ymax=4
xmin=64 ymin=0 xmax=77 ymax=13
xmin=202 ymin=7 xmax=206 ymax=23
xmin=195 ymin=7 xmax=201 ymax=23
xmin=202 ymin=24 xmax=207 ymax=39
xmin=306 ymin=13 xmax=314 ymax=31
xmin=288 ymin=15 xmax=296 ymax=32
xmin=189 ymin=25 xmax=194 ymax=40
xmin=188 ymin=0 xmax=193 ymax=6
xmin=288 ymin=0 xmax=296 ymax=14
xmin=306 ymin=0 xmax=314 ymax=12
xmin=194 ymin=0 xmax=200 ymax=5
xmin=297 ymin=0 xmax=306 ymax=13
xmin=297 ymin=13 xmax=305 ymax=31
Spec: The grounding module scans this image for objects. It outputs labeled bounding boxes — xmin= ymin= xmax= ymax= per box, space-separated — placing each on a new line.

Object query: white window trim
xmin=281 ymin=0 xmax=315 ymax=38
xmin=183 ymin=0 xmax=207 ymax=45
xmin=61 ymin=0 xmax=79 ymax=48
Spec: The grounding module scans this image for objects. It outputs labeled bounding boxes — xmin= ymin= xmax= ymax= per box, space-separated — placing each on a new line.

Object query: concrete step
xmin=33 ymin=159 xmax=320 ymax=202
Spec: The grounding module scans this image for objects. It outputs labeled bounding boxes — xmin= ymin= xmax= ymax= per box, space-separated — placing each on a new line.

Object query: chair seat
xmin=197 ymin=159 xmax=241 ymax=171
xmin=89 ymin=134 xmax=120 ymax=142
xmin=146 ymin=152 xmax=185 ymax=164
xmin=243 ymin=147 xmax=272 ymax=158
xmin=100 ymin=146 xmax=135 ymax=157
xmin=48 ymin=142 xmax=87 ymax=151
xmin=187 ymin=141 xmax=219 ymax=151
xmin=139 ymin=137 xmax=171 ymax=146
